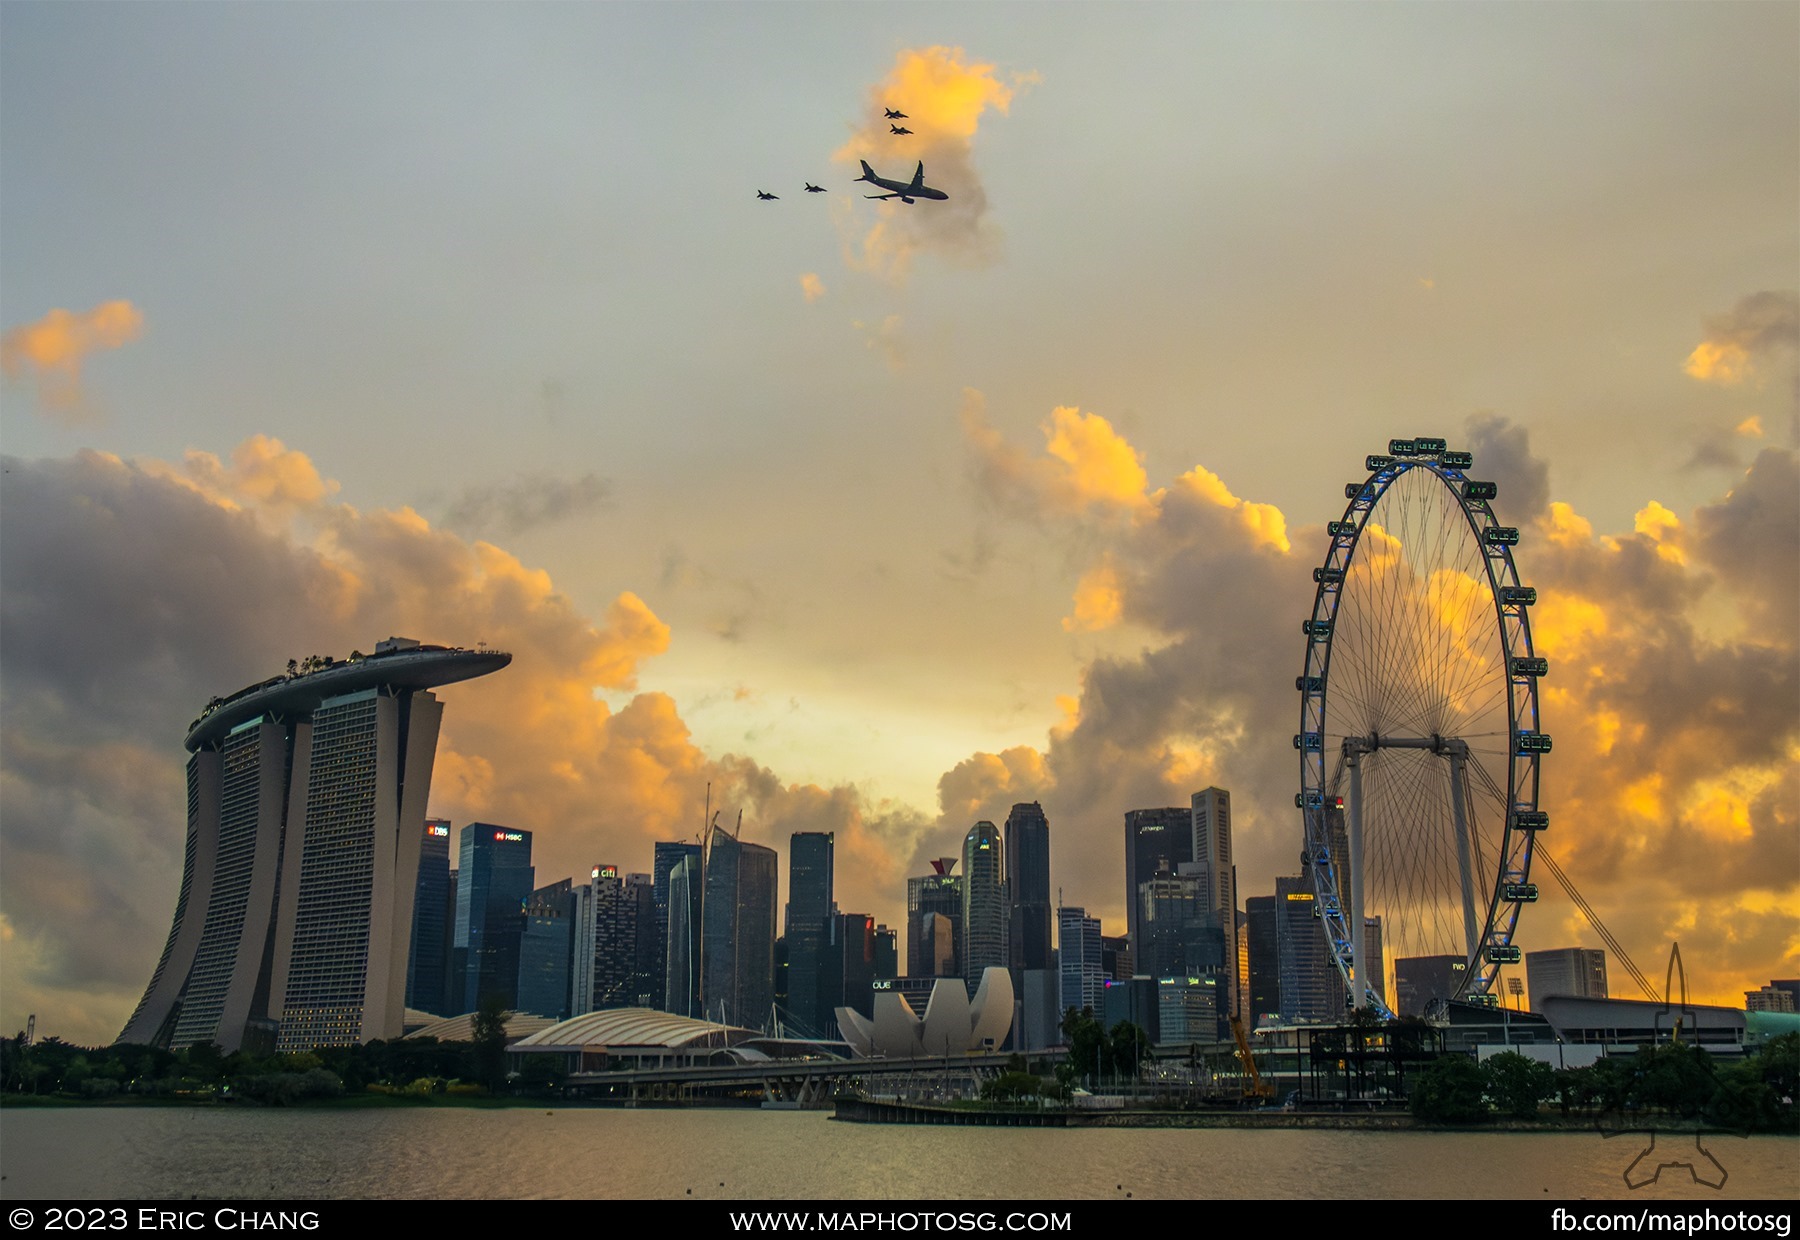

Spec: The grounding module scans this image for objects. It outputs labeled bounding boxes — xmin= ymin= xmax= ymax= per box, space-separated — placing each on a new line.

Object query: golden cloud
xmin=1684 ymin=340 xmax=1751 ymax=384
xmin=800 ymin=272 xmax=826 ymax=303
xmin=1063 ymin=559 xmax=1124 ymax=632
xmin=831 ymin=47 xmax=1030 ymax=281
xmin=962 ymin=392 xmax=1153 ymax=518
xmin=1 ymin=300 xmax=144 ymax=421
xmin=1683 ymin=290 xmax=1799 ymax=386
xmin=1171 ymin=465 xmax=1291 ymax=552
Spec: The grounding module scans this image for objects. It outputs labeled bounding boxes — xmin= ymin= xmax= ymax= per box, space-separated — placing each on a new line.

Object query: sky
xmin=1 ymin=2 xmax=1795 ymax=1047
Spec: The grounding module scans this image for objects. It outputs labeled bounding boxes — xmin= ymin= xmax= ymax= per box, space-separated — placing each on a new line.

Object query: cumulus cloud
xmin=831 ymin=47 xmax=1032 ymax=281
xmin=1062 ymin=559 xmax=1123 ymax=632
xmin=1683 ymin=291 xmax=1799 ymax=385
xmin=437 ymin=471 xmax=611 ymax=538
xmin=931 ymin=407 xmax=1797 ymax=1008
xmin=962 ymin=390 xmax=1151 ymax=518
xmin=0 ymin=440 xmax=925 ymax=1044
xmin=1465 ymin=412 xmax=1552 ymax=521
xmin=1 ymin=300 xmax=144 ymax=421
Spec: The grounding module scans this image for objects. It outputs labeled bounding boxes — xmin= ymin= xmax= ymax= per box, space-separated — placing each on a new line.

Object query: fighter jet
xmin=804 ymin=182 xmax=826 ymax=193
xmin=884 ymin=107 xmax=908 ymax=119
xmin=889 ymin=124 xmax=913 ymax=135
xmin=756 ymin=190 xmax=778 ymax=200
xmin=855 ymin=160 xmax=947 ymax=204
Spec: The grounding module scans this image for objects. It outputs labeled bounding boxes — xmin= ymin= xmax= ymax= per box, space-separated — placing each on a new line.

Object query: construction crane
xmin=1230 ymin=1016 xmax=1273 ymax=1102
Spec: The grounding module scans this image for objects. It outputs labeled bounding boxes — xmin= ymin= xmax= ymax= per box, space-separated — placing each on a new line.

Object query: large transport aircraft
xmin=856 ymin=160 xmax=947 ymax=203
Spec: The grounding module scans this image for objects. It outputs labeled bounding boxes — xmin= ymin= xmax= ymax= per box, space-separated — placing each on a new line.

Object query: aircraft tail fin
xmin=909 ymin=162 xmax=925 ymax=192
xmin=857 ymin=160 xmax=876 ymax=182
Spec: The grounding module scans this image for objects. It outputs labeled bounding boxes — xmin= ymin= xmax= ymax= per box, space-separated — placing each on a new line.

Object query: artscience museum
xmin=835 ymin=967 xmax=1014 ymax=1057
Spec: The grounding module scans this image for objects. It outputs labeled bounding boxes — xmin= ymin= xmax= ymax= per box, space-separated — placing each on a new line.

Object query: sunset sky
xmin=2 ymin=3 xmax=1795 ymax=1046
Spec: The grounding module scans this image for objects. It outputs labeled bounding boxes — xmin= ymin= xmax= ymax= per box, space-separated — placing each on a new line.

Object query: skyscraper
xmin=1057 ymin=906 xmax=1103 ymax=1018
xmin=1526 ymin=947 xmax=1608 ymax=1005
xmin=906 ymin=861 xmax=963 ymax=978
xmin=1244 ymin=894 xmax=1281 ymax=1024
xmin=455 ymin=823 xmax=535 ymax=1013
xmin=961 ymin=821 xmax=1008 ymax=992
xmin=405 ymin=818 xmax=453 ymax=1016
xmin=872 ymin=925 xmax=898 ymax=981
xmin=1190 ymin=786 xmax=1239 ymax=1018
xmin=1362 ymin=915 xmax=1386 ymax=1009
xmin=1189 ymin=789 xmax=1234 ymax=926
xmin=785 ymin=831 xmax=836 ymax=1036
xmin=516 ymin=878 xmax=574 ymax=1020
xmin=1275 ymin=875 xmax=1344 ymax=1023
xmin=1138 ymin=868 xmax=1226 ymax=982
xmin=831 ymin=911 xmax=876 ymax=1023
xmin=1395 ymin=955 xmax=1468 ymax=1016
xmin=651 ymin=841 xmax=702 ymax=1009
xmin=664 ymin=852 xmax=703 ymax=1017
xmin=578 ymin=864 xmax=657 ymax=1012
xmin=119 ymin=639 xmax=508 ymax=1052
xmin=1004 ymin=803 xmax=1052 ymax=974
xmin=1124 ymin=807 xmax=1192 ymax=965
xmin=700 ymin=820 xmax=778 ymax=1027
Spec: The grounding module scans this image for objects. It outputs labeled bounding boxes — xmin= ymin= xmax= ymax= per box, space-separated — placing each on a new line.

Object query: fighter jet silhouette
xmin=884 ymin=108 xmax=907 ymax=119
xmin=889 ymin=124 xmax=913 ymax=135
xmin=804 ymin=183 xmax=826 ymax=193
xmin=756 ymin=190 xmax=778 ymax=200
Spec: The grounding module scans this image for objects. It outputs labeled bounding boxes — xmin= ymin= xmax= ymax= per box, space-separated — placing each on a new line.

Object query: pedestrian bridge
xmin=557 ymin=1050 xmax=1061 ymax=1108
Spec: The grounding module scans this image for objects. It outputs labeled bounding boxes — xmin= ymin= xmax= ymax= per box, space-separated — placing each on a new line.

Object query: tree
xmin=979 ymin=1071 xmax=1044 ymax=1104
xmin=1107 ymin=1021 xmax=1149 ymax=1084
xmin=1410 ymin=1054 xmax=1489 ymax=1123
xmin=1752 ymin=1032 xmax=1798 ymax=1108
xmin=1634 ymin=1042 xmax=1714 ymax=1118
xmin=470 ymin=995 xmax=510 ymax=1093
xmin=1061 ymin=1007 xmax=1105 ymax=1087
xmin=1482 ymin=1051 xmax=1553 ymax=1119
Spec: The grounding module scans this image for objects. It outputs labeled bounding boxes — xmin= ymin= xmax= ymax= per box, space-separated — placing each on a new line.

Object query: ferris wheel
xmin=1295 ymin=437 xmax=1547 ymax=1017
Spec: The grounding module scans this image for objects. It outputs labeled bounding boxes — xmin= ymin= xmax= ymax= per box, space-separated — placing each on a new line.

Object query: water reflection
xmin=3 ymin=1109 xmax=1794 ymax=1200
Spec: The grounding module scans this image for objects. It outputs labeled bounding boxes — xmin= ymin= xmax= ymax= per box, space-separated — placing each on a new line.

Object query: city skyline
xmin=2 ymin=3 xmax=1795 ymax=1046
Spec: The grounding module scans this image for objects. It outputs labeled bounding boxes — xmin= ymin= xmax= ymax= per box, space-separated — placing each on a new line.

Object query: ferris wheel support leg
xmin=1346 ymin=745 xmax=1366 ymax=1012
xmin=1449 ymin=744 xmax=1479 ymax=969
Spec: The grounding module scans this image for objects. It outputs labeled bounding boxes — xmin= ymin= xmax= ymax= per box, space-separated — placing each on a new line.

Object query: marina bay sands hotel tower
xmin=119 ymin=638 xmax=509 ymax=1053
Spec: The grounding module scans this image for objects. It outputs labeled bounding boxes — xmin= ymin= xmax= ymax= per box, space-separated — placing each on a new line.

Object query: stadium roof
xmin=511 ymin=1007 xmax=757 ymax=1051
xmin=404 ymin=1010 xmax=559 ymax=1043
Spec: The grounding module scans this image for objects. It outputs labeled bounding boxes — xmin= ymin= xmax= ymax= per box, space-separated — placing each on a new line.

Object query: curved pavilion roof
xmin=510 ymin=1007 xmax=758 ymax=1052
xmin=404 ymin=1010 xmax=559 ymax=1044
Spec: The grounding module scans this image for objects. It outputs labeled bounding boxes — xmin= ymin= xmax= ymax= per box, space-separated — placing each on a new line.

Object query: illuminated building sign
xmin=598 ymin=865 xmax=618 ymax=879
xmin=1286 ymin=892 xmax=1314 ymax=902
xmin=427 ymin=824 xmax=449 ymax=837
xmin=493 ymin=831 xmax=525 ymax=842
